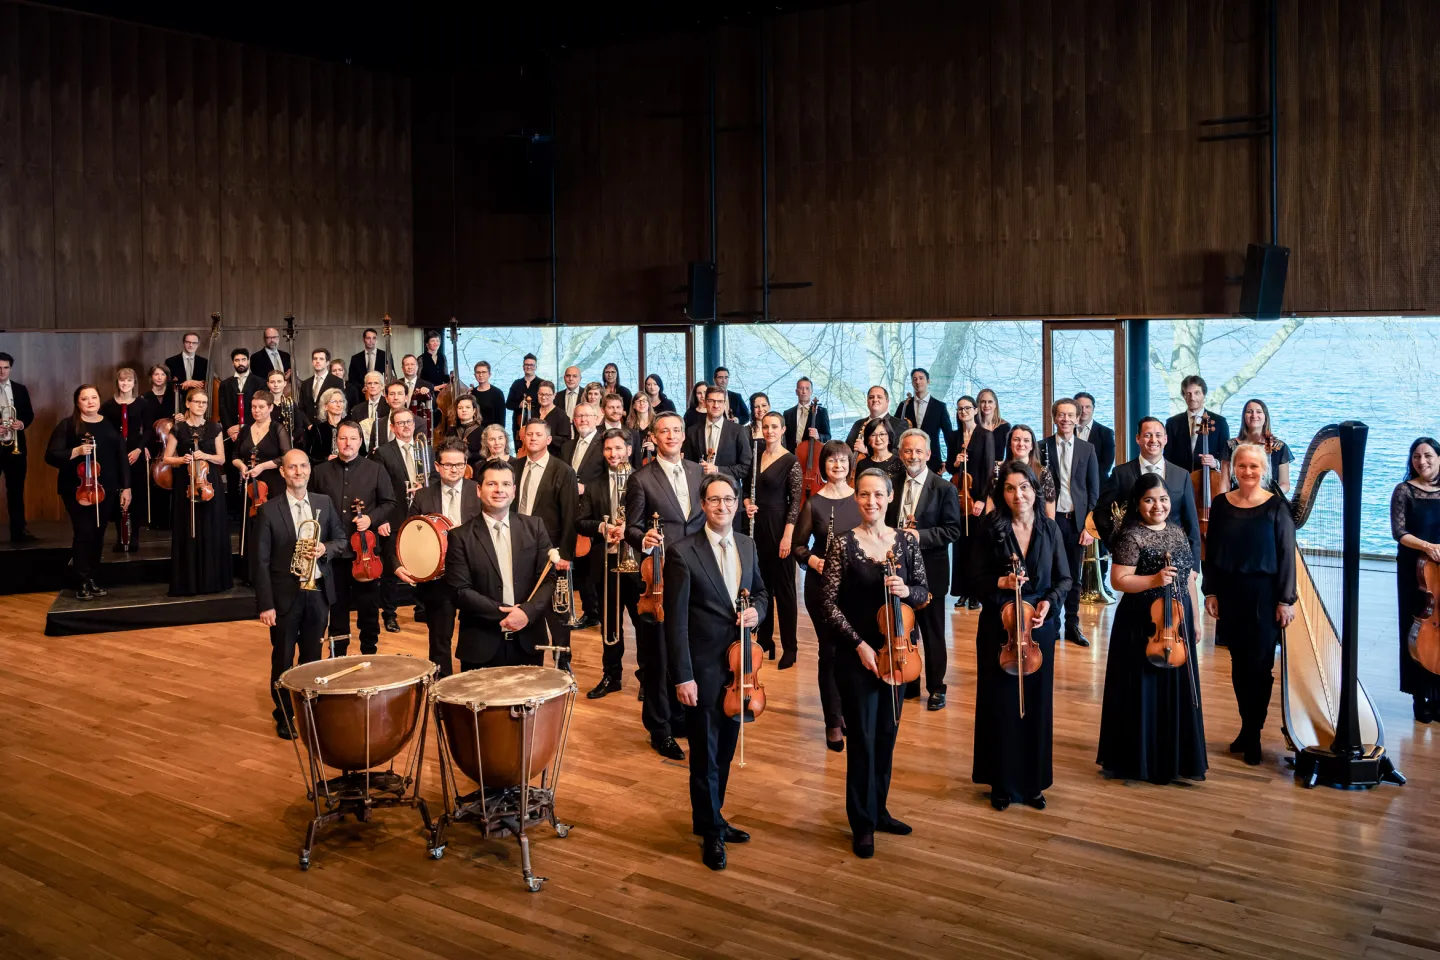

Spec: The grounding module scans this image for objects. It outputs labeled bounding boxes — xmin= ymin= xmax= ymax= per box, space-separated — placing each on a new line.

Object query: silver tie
xmin=719 ymin=536 xmax=739 ymax=601
xmin=492 ymin=519 xmax=515 ymax=605
xmin=671 ymin=464 xmax=690 ymax=517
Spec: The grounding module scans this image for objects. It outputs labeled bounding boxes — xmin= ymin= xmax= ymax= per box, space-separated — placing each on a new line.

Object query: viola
xmin=795 ymin=398 xmax=824 ymax=503
xmin=724 ymin=589 xmax=766 ymax=767
xmin=76 ymin=433 xmax=105 ymax=507
xmin=999 ymin=553 xmax=1043 ymax=718
xmin=245 ymin=448 xmax=269 ymax=518
xmin=1190 ymin=412 xmax=1222 ymax=548
xmin=1145 ymin=551 xmax=1188 ymax=669
xmin=1409 ymin=557 xmax=1440 ymax=674
xmin=637 ymin=513 xmax=665 ymax=622
xmin=149 ymin=415 xmax=176 ymax=490
xmin=874 ymin=549 xmax=921 ymax=687
xmin=349 ymin=497 xmax=383 ymax=581
xmin=951 ymin=443 xmax=973 ymax=535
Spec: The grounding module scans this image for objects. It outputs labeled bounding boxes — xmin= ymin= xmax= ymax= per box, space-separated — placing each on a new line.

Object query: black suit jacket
xmin=374 ymin=438 xmax=437 ymax=511
xmin=164 ymin=353 xmax=208 ymax=391
xmin=398 ymin=377 xmax=436 ymax=416
xmin=577 ymin=469 xmax=636 ymax=587
xmin=886 ymin=469 xmax=963 ymax=588
xmin=298 ymin=373 xmax=346 ymax=423
xmin=446 ymin=513 xmax=555 ymax=663
xmin=349 ymin=399 xmax=393 ymax=452
xmin=419 ymin=352 xmax=447 ymax=386
xmin=665 ymin=529 xmax=769 ymax=691
xmin=348 ymin=350 xmax=388 ymax=387
xmin=409 ymin=477 xmax=482 ymax=525
xmin=0 ymin=382 xmax=35 ymax=455
xmin=1164 ymin=411 xmax=1231 ymax=472
xmin=559 ymin=431 xmax=607 ymax=492
xmin=1041 ymin=434 xmax=1101 ymax=522
xmin=509 ymin=455 xmax=579 ymax=561
xmin=217 ymin=374 xmax=264 ymax=434
xmin=249 ymin=347 xmax=291 ymax=379
xmin=896 ymin=395 xmax=952 ymax=473
xmin=309 ymin=455 xmax=399 ymax=535
xmin=252 ymin=492 xmax=348 ymax=615
xmin=722 ymin=390 xmax=750 ymax=425
xmin=684 ymin=419 xmax=752 ymax=486
xmin=1095 ymin=459 xmax=1203 ymax=562
xmin=782 ymin=404 xmax=832 ymax=451
xmin=624 ymin=457 xmax=706 ymax=551
xmin=1083 ymin=422 xmax=1116 ymax=481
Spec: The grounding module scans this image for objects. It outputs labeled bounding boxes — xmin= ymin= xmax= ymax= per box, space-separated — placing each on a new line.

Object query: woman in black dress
xmin=643 ymin=374 xmax=675 ymax=415
xmin=971 ymin=460 xmax=1070 ymax=810
xmin=1202 ymin=442 xmax=1297 ymax=765
xmin=625 ymin=395 xmax=657 ymax=466
xmin=138 ymin=364 xmax=175 ymax=530
xmin=792 ymin=440 xmax=861 ymax=751
xmin=856 ymin=418 xmax=904 ymax=488
xmin=976 ymin=388 xmax=1011 ymax=460
xmin=743 ymin=411 xmax=803 ymax=666
xmin=986 ymin=425 xmax=1055 ymax=519
xmin=1391 ymin=437 xmax=1440 ymax=722
xmin=100 ymin=367 xmax=147 ymax=551
xmin=949 ymin=394 xmax=995 ymax=609
xmin=684 ymin=381 xmax=710 ymax=430
xmin=45 ymin=385 xmax=131 ymax=600
xmin=601 ymin=363 xmax=632 ymax=413
xmin=1226 ymin=398 xmax=1294 ymax=495
xmin=1097 ymin=472 xmax=1208 ymax=783
xmin=446 ymin=395 xmax=483 ymax=459
xmin=306 ymin=388 xmax=348 ymax=464
xmin=820 ymin=467 xmax=929 ymax=857
xmin=164 ymin=388 xmax=232 ymax=597
xmin=747 ymin=393 xmax=770 ymax=444
xmin=232 ymin=392 xmax=292 ymax=560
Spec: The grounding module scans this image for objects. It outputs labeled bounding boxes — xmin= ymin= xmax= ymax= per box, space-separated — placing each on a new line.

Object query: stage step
xmin=45 ymin=583 xmax=257 ymax=637
xmin=1 ymin=521 xmax=243 ymax=595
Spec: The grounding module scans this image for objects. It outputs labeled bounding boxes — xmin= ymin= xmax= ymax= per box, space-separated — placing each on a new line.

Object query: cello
xmin=1146 ymin=550 xmax=1200 ymax=706
xmin=724 ymin=589 xmax=766 ymax=768
xmin=999 ymin=554 xmax=1042 ymax=718
xmin=1409 ymin=558 xmax=1440 ymax=675
xmin=1191 ymin=411 xmax=1222 ymax=548
xmin=794 ymin=398 xmax=824 ymax=504
xmin=349 ymin=497 xmax=383 ymax=581
xmin=637 ymin=514 xmax=666 ymax=622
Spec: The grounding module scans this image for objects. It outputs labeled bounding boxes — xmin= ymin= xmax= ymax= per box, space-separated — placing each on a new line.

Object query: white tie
xmin=446 ymin=486 xmax=460 ymax=527
xmin=671 ymin=464 xmax=690 ymax=517
xmin=402 ymin=444 xmax=415 ymax=482
xmin=719 ymin=536 xmax=739 ymax=601
xmin=1058 ymin=440 xmax=1073 ymax=513
xmin=491 ymin=519 xmax=515 ymax=605
xmin=521 ymin=462 xmax=540 ymax=514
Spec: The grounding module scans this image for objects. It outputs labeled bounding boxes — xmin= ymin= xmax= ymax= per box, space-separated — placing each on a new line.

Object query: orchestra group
xmin=5 ymin=327 xmax=1437 ymax=871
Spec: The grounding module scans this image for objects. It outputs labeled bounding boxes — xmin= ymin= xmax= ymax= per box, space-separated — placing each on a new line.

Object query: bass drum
xmin=396 ymin=514 xmax=453 ymax=582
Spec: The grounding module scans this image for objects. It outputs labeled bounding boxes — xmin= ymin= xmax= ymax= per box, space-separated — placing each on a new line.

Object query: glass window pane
xmin=1049 ymin=328 xmax=1117 ymax=429
xmin=456 ymin=326 xmax=639 ymax=393
xmin=641 ymin=330 xmax=691 ymax=407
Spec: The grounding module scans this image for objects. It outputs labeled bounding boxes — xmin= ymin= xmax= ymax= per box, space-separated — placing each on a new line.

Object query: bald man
xmin=250 ymin=327 xmax=291 ymax=379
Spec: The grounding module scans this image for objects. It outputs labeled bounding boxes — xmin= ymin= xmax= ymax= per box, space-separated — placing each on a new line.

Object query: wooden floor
xmin=3 ymin=569 xmax=1439 ymax=960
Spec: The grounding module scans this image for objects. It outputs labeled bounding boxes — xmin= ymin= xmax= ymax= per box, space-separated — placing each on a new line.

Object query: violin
xmin=795 ymin=398 xmax=824 ymax=503
xmin=186 ymin=434 xmax=215 ymax=502
xmin=76 ymin=432 xmax=105 ymax=507
xmin=1145 ymin=551 xmax=1188 ymax=669
xmin=1190 ymin=412 xmax=1222 ymax=546
xmin=724 ymin=589 xmax=766 ymax=768
xmin=874 ymin=549 xmax=921 ymax=688
xmin=1409 ymin=557 xmax=1440 ymax=674
xmin=998 ymin=554 xmax=1042 ymax=718
xmin=636 ymin=513 xmax=665 ymax=622
xmin=951 ymin=443 xmax=973 ymax=534
xmin=245 ymin=448 xmax=269 ymax=518
xmin=349 ymin=497 xmax=383 ymax=581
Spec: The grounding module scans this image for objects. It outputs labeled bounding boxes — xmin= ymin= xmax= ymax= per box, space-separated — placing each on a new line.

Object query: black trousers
xmin=64 ymin=496 xmax=109 ymax=583
xmin=0 ymin=448 xmax=27 ymax=535
xmin=838 ymin=654 xmax=902 ymax=836
xmin=417 ymin=580 xmax=456 ymax=678
xmin=574 ymin=552 xmax=598 ymax=622
xmin=540 ymin=606 xmax=572 ymax=669
xmin=461 ymin=637 xmax=542 ymax=671
xmin=270 ymin=589 xmax=328 ymax=720
xmin=1055 ymin=511 xmax=1085 ymax=634
xmin=803 ymin=574 xmax=843 ymax=730
xmin=754 ymin=545 xmax=798 ymax=656
xmin=637 ymin=618 xmax=684 ymax=739
xmin=380 ymin=571 xmax=398 ymax=616
xmin=329 ymin=563 xmax=381 ymax=654
xmin=685 ymin=684 xmax=738 ymax=837
xmin=598 ymin=565 xmax=642 ymax=681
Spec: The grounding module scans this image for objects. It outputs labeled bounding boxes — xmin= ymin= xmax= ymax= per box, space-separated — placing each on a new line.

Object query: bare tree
xmin=1150 ymin=318 xmax=1306 ymax=414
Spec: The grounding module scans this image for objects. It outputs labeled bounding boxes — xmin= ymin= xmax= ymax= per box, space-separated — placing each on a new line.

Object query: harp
xmin=1282 ymin=422 xmax=1404 ymax=788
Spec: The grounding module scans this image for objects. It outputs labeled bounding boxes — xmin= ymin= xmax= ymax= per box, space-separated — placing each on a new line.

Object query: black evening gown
xmin=235 ymin=422 xmax=292 ymax=559
xmin=1096 ymin=523 xmax=1208 ymax=783
xmin=1392 ymin=482 xmax=1440 ymax=704
xmin=950 ymin=425 xmax=996 ymax=595
xmin=170 ymin=420 xmax=234 ymax=597
xmin=792 ymin=493 xmax=862 ymax=733
xmin=137 ymin=391 xmax=174 ymax=529
xmin=100 ymin=398 xmax=148 ymax=549
xmin=750 ymin=452 xmax=803 ymax=657
xmin=971 ymin=513 xmax=1070 ymax=802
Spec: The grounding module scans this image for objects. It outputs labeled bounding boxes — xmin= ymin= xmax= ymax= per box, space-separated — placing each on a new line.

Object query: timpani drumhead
xmin=279 ymin=655 xmax=435 ymax=771
xmin=432 ymin=666 xmax=575 ymax=707
xmin=280 ymin=654 xmax=435 ymax=695
xmin=432 ymin=667 xmax=575 ymax=789
xmin=397 ymin=515 xmax=451 ymax=582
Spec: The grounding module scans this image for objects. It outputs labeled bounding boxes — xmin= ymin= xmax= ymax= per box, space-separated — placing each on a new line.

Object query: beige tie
xmin=491 ymin=519 xmax=515 ymax=605
xmin=671 ymin=464 xmax=690 ymax=517
xmin=719 ymin=535 xmax=739 ymax=601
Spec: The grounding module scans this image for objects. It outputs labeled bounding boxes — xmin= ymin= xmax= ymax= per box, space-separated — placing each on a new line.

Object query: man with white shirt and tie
xmin=561 ymin=402 xmax=605 ymax=628
xmin=397 ymin=441 xmax=480 ymax=676
xmin=626 ymin=411 xmax=707 ymax=759
xmin=0 ymin=352 xmax=37 ymax=542
xmin=684 ymin=387 xmax=752 ymax=485
xmin=374 ymin=407 xmax=433 ymax=632
xmin=1073 ymin=391 xmax=1116 ymax=482
xmin=298 ymin=349 xmax=341 ymax=428
xmin=165 ymin=331 xmax=207 ymax=397
xmin=249 ymin=327 xmax=291 ymax=379
xmin=846 ymin=385 xmax=907 ymax=459
xmin=510 ymin=419 xmax=578 ymax=672
xmin=1095 ymin=416 xmax=1203 ymax=561
xmin=560 ymin=366 xmax=583 ymax=420
xmin=1163 ymin=374 xmax=1231 ymax=475
xmin=398 ymin=354 xmax=434 ymax=419
xmin=446 ymin=458 xmax=556 ymax=670
xmin=348 ymin=373 xmax=391 ymax=454
xmin=577 ymin=428 xmax=642 ymax=699
xmin=1042 ymin=398 xmax=1101 ymax=647
xmin=218 ymin=348 xmax=263 ymax=520
xmin=254 ymin=450 xmax=349 ymax=739
xmin=896 ymin=368 xmax=951 ymax=475
xmin=348 ymin=328 xmax=387 ymax=388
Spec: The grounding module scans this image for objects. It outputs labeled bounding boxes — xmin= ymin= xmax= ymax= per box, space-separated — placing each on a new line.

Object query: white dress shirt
xmin=666 ymin=459 xmax=690 ymax=517
xmin=1139 ymin=455 xmax=1166 ymax=478
xmin=706 ymin=525 xmax=741 ymax=601
xmin=486 ymin=513 xmax=514 ymax=605
xmin=1056 ymin=436 xmax=1075 ymax=513
xmin=913 ymin=394 xmax=929 ymax=426
xmin=1077 ymin=421 xmax=1092 ymax=443
xmin=0 ymin=380 xmax=12 ymax=410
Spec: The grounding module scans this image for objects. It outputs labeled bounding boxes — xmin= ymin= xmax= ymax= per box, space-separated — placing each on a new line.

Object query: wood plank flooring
xmin=2 ymin=569 xmax=1439 ymax=960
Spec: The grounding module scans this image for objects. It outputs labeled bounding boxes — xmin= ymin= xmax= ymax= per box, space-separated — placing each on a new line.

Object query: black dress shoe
xmin=989 ymin=794 xmax=1011 ymax=811
xmin=275 ymin=718 xmax=295 ymax=740
xmin=413 ymin=604 xmax=427 ymax=623
xmin=967 ymin=599 xmax=981 ymax=610
xmin=1065 ymin=630 xmax=1090 ymax=647
xmin=778 ymin=650 xmax=796 ymax=670
xmin=1228 ymin=731 xmax=1249 ymax=753
xmin=852 ymin=834 xmax=874 ymax=859
xmin=826 ymin=735 xmax=845 ymax=753
xmin=1024 ymin=794 xmax=1046 ymax=810
xmin=877 ymin=817 xmax=912 ymax=835
xmin=637 ymin=688 xmax=645 ymax=702
xmin=86 ymin=580 xmax=107 ymax=597
xmin=702 ymin=836 xmax=726 ymax=870
xmin=1243 ymin=742 xmax=1264 ymax=766
xmin=651 ymin=736 xmax=685 ymax=761
xmin=953 ymin=597 xmax=966 ymax=610
xmin=11 ymin=530 xmax=39 ymax=543
xmin=721 ymin=824 xmax=750 ymax=844
xmin=926 ymin=692 xmax=946 ymax=711
xmin=587 ymin=675 xmax=622 ymax=699
xmin=383 ymin=613 xmax=401 ymax=633
xmin=75 ymin=582 xmax=95 ymax=601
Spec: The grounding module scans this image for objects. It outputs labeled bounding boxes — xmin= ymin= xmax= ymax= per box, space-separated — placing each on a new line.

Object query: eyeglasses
xmin=703 ymin=496 xmax=739 ymax=506
xmin=437 ymin=461 xmax=467 ymax=469
xmin=393 ymin=419 xmax=414 ymax=426
xmin=957 ymin=405 xmax=975 ymax=413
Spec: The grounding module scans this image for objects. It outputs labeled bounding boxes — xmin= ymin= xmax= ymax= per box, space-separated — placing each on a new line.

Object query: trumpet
xmin=552 ymin=562 xmax=584 ymax=627
xmin=292 ymin=513 xmax=322 ymax=590
xmin=0 ymin=404 xmax=16 ymax=453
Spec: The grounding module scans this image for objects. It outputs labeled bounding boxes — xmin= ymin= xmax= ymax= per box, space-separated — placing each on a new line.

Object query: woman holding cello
xmin=163 ymin=388 xmax=232 ymax=597
xmin=138 ymin=364 xmax=174 ymax=530
xmin=743 ymin=411 xmax=802 ymax=667
xmin=1391 ymin=437 xmax=1440 ymax=722
xmin=1096 ymin=473 xmax=1207 ymax=783
xmin=970 ymin=460 xmax=1069 ymax=811
xmin=948 ymin=395 xmax=995 ymax=610
xmin=819 ymin=467 xmax=928 ymax=858
xmin=231 ymin=392 xmax=291 ymax=560
xmin=45 ymin=385 xmax=130 ymax=600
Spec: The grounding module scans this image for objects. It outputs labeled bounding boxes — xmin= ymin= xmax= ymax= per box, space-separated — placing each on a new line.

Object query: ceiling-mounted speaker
xmin=1239 ymin=243 xmax=1289 ymax=320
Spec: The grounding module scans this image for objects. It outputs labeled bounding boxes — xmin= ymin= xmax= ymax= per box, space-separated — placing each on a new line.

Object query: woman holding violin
xmin=624 ymin=394 xmax=657 ymax=465
xmin=1391 ymin=437 xmax=1440 ymax=722
xmin=232 ymin=392 xmax=292 ymax=559
xmin=819 ymin=467 xmax=928 ymax=858
xmin=1225 ymin=398 xmax=1293 ymax=495
xmin=1202 ymin=443 xmax=1296 ymax=765
xmin=100 ymin=367 xmax=148 ymax=552
xmin=163 ymin=388 xmax=232 ymax=597
xmin=306 ymin=388 xmax=348 ymax=464
xmin=971 ymin=460 xmax=1070 ymax=811
xmin=986 ymin=425 xmax=1055 ymax=520
xmin=743 ymin=411 xmax=803 ymax=667
xmin=948 ymin=395 xmax=995 ymax=610
xmin=45 ymin=385 xmax=130 ymax=600
xmin=1096 ymin=473 xmax=1207 ymax=784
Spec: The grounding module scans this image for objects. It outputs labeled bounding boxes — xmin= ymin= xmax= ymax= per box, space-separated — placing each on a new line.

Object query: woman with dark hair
xmin=1097 ymin=472 xmax=1207 ymax=783
xmin=601 ymin=363 xmax=632 ymax=412
xmin=856 ymin=417 xmax=904 ymax=487
xmin=792 ymin=439 xmax=860 ymax=751
xmin=971 ymin=460 xmax=1070 ymax=810
xmin=100 ymin=367 xmax=147 ymax=552
xmin=624 ymin=394 xmax=657 ymax=465
xmin=684 ymin=380 xmax=711 ymax=430
xmin=45 ymin=385 xmax=131 ymax=600
xmin=820 ymin=467 xmax=929 ymax=858
xmin=163 ymin=388 xmax=232 ymax=597
xmin=748 ymin=393 xmax=771 ymax=442
xmin=137 ymin=363 xmax=175 ymax=529
xmin=643 ymin=374 xmax=675 ymax=414
xmin=949 ymin=394 xmax=996 ymax=609
xmin=1392 ymin=436 xmax=1440 ymax=722
xmin=232 ymin=391 xmax=292 ymax=561
xmin=743 ymin=411 xmax=802 ymax=666
xmin=1226 ymin=398 xmax=1293 ymax=494
xmin=986 ymin=425 xmax=1055 ymax=519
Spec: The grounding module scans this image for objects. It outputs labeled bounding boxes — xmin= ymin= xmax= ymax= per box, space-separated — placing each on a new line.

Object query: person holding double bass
xmin=45 ymin=385 xmax=130 ymax=600
xmin=163 ymin=388 xmax=232 ymax=597
xmin=1391 ymin=437 xmax=1440 ymax=723
xmin=820 ymin=467 xmax=928 ymax=859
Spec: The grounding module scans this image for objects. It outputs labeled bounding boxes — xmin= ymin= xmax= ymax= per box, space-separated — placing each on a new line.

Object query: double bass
xmin=434 ymin=319 xmax=463 ymax=447
xmin=151 ymin=312 xmax=221 ymax=491
xmin=794 ymin=398 xmax=824 ymax=503
xmin=724 ymin=589 xmax=766 ymax=768
xmin=1409 ymin=557 xmax=1440 ymax=675
xmin=1146 ymin=550 xmax=1201 ymax=706
xmin=1191 ymin=412 xmax=1222 ymax=546
xmin=999 ymin=554 xmax=1042 ymax=718
xmin=637 ymin=514 xmax=666 ymax=622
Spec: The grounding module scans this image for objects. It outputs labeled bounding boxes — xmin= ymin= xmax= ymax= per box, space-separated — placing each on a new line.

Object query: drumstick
xmin=316 ymin=660 xmax=371 ymax=684
xmin=521 ymin=559 xmax=555 ymax=605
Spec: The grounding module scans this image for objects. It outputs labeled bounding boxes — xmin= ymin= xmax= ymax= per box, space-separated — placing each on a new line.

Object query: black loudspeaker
xmin=686 ymin=262 xmax=716 ymax=321
xmin=1239 ymin=243 xmax=1289 ymax=320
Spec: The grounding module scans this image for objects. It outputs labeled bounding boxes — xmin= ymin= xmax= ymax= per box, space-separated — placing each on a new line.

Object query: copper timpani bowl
xmin=279 ymin=655 xmax=435 ymax=771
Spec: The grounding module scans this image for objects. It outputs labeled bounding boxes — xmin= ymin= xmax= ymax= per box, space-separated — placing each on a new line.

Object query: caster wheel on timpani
xmin=429 ymin=846 xmax=445 ymax=860
xmin=526 ymin=878 xmax=545 ymax=893
xmin=555 ymin=824 xmax=571 ymax=839
xmin=299 ymin=855 xmax=310 ymax=871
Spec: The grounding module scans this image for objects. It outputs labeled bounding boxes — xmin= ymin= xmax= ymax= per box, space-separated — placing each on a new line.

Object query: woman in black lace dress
xmin=743 ymin=411 xmax=803 ymax=666
xmin=820 ymin=467 xmax=929 ymax=858
xmin=1391 ymin=437 xmax=1440 ymax=722
xmin=99 ymin=367 xmax=147 ymax=551
xmin=1097 ymin=473 xmax=1207 ymax=783
xmin=164 ymin=388 xmax=232 ymax=596
xmin=232 ymin=392 xmax=292 ymax=562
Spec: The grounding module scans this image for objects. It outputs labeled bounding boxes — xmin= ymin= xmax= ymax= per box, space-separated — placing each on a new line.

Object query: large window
xmin=455 ymin=326 xmax=640 ymax=393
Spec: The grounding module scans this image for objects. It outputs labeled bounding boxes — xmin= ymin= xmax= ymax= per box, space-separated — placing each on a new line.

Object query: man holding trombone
xmin=576 ymin=428 xmax=644 ymax=699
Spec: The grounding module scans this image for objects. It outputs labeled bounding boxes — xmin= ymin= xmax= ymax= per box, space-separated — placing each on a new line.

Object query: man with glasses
xmin=684 ymin=387 xmax=752 ymax=486
xmin=165 ymin=332 xmax=208 ymax=397
xmin=396 ymin=441 xmax=479 ymax=677
xmin=249 ymin=326 xmax=291 ymax=379
xmin=710 ymin=367 xmax=749 ymax=425
xmin=506 ymin=353 xmax=541 ymax=446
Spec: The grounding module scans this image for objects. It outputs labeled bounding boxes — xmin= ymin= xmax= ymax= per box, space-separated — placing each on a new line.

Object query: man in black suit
xmin=561 ymin=402 xmax=606 ymax=628
xmin=299 ymin=349 xmax=346 ymax=428
xmin=845 ymin=385 xmax=907 ymax=460
xmin=1164 ymin=374 xmax=1231 ymax=475
xmin=253 ymin=449 xmax=349 ymax=739
xmin=896 ymin=368 xmax=952 ymax=474
xmin=446 ymin=458 xmax=556 ymax=669
xmin=667 ymin=472 xmax=767 ymax=871
xmin=165 ymin=331 xmax=207 ymax=397
xmin=505 ymin=353 xmax=541 ymax=445
xmin=249 ymin=327 xmax=291 ymax=379
xmin=577 ymin=429 xmax=642 ymax=699
xmin=887 ymin=429 xmax=963 ymax=710
xmin=511 ymin=418 xmax=579 ymax=672
xmin=396 ymin=440 xmax=481 ymax=677
xmin=782 ymin=376 xmax=832 ymax=451
xmin=397 ymin=354 xmax=435 ymax=421
xmin=0 ymin=353 xmax=37 ymax=541
xmin=626 ymin=411 xmax=706 ymax=759
xmin=1074 ymin=392 xmax=1116 ymax=482
xmin=685 ymin=386 xmax=752 ymax=486
xmin=1095 ymin=416 xmax=1203 ymax=562
xmin=348 ymin=328 xmax=387 ymax=388
xmin=1042 ymin=397 xmax=1101 ymax=646
xmin=348 ymin=373 xmax=391 ymax=453
xmin=218 ymin=347 xmax=263 ymax=519
xmin=558 ymin=365 xmax=584 ymax=421
xmin=310 ymin=421 xmax=397 ymax=656
xmin=711 ymin=367 xmax=749 ymax=425
xmin=373 ymin=407 xmax=433 ymax=633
